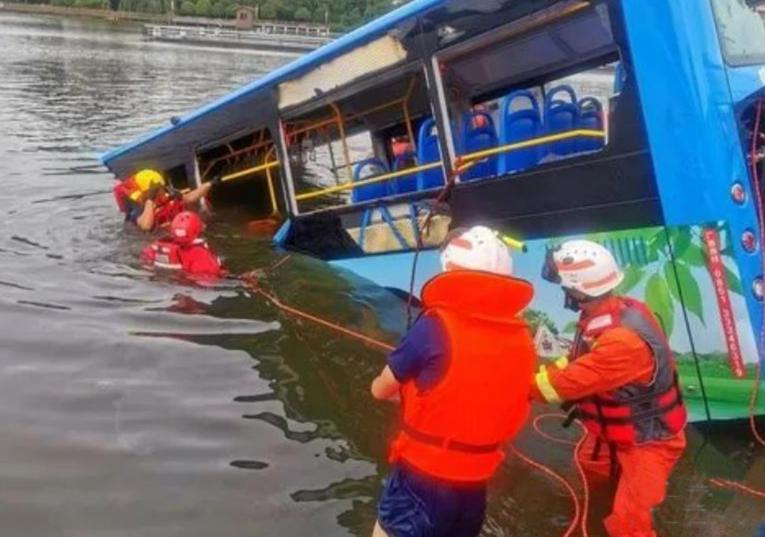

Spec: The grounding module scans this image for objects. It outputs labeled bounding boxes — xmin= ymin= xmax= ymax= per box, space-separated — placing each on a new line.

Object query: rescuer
xmin=370 ymin=226 xmax=536 ymax=537
xmin=141 ymin=211 xmax=223 ymax=282
xmin=113 ymin=169 xmax=219 ymax=231
xmin=532 ymin=240 xmax=688 ymax=537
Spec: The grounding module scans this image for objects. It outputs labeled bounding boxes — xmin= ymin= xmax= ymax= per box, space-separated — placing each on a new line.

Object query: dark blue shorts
xmin=377 ymin=464 xmax=487 ymax=537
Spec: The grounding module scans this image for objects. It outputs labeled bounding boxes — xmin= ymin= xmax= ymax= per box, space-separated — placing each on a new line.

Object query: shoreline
xmin=0 ymin=2 xmax=172 ymax=24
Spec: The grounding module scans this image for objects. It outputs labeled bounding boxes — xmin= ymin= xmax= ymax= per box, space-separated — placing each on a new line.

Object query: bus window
xmin=437 ymin=2 xmax=618 ymax=182
xmin=711 ymin=0 xmax=765 ymax=65
xmin=281 ymin=68 xmax=435 ymax=215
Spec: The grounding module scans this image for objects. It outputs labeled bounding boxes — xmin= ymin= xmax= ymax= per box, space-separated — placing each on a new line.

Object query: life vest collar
xmin=421 ymin=270 xmax=533 ymax=323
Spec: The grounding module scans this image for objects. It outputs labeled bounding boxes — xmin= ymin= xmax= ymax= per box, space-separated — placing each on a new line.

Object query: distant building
xmin=235 ymin=6 xmax=256 ymax=30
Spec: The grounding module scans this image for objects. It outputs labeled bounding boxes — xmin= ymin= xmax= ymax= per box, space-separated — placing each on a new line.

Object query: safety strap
xmin=402 ymin=423 xmax=501 ymax=454
xmin=577 ymin=390 xmax=683 ymax=425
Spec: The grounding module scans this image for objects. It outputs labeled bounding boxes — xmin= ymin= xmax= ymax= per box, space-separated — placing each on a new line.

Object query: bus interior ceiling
xmin=196 ymin=128 xmax=284 ymax=218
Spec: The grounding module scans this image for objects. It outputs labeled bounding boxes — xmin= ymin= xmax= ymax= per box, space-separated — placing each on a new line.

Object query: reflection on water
xmin=0 ymin=10 xmax=764 ymax=537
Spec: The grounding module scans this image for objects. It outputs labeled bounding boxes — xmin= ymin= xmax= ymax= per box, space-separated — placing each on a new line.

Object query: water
xmin=0 ymin=12 xmax=764 ymax=537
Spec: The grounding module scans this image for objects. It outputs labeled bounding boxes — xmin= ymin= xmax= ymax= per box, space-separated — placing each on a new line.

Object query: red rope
xmin=709 ymin=478 xmax=765 ymax=500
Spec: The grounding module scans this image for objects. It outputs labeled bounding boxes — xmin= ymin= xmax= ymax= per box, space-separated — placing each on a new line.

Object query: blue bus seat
xmin=416 ymin=118 xmax=446 ymax=191
xmin=577 ymin=97 xmax=605 ymax=152
xmin=391 ymin=151 xmax=418 ymax=194
xmin=544 ymin=85 xmax=579 ymax=157
xmin=459 ymin=111 xmax=498 ymax=181
xmin=352 ymin=158 xmax=390 ymax=203
xmin=498 ymin=90 xmax=542 ymax=175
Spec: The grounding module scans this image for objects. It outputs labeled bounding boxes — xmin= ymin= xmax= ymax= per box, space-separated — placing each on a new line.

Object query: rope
xmin=709 ymin=478 xmax=765 ymax=500
xmin=239 ymin=258 xmax=588 ymax=536
xmin=510 ymin=445 xmax=582 ymax=537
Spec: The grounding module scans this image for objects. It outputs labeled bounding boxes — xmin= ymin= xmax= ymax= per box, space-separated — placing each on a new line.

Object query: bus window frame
xmin=709 ymin=0 xmax=765 ymax=67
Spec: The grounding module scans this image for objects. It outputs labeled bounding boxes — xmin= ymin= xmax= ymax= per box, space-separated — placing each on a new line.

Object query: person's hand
xmin=210 ymin=175 xmax=223 ymax=188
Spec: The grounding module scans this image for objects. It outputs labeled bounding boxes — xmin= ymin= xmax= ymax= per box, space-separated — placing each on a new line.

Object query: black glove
xmin=145 ymin=185 xmax=160 ymax=202
xmin=210 ymin=175 xmax=223 ymax=187
xmin=167 ymin=185 xmax=183 ymax=201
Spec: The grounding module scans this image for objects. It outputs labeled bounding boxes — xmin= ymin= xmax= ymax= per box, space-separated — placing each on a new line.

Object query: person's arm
xmin=370 ymin=314 xmax=443 ymax=403
xmin=136 ymin=200 xmax=156 ymax=231
xmin=182 ymin=182 xmax=213 ymax=205
xmin=532 ymin=327 xmax=655 ymax=404
xmin=371 ymin=366 xmax=401 ymax=401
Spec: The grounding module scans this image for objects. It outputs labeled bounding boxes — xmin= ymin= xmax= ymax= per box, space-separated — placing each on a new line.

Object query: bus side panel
xmin=620 ymin=0 xmax=763 ymax=368
xmin=513 ymin=223 xmax=760 ymax=422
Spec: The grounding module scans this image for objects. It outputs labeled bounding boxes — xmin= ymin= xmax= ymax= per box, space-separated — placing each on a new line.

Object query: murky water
xmin=1 ymin=12 xmax=764 ymax=537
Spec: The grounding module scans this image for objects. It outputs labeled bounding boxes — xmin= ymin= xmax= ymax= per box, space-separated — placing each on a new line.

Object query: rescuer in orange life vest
xmin=113 ymin=169 xmax=219 ymax=231
xmin=533 ymin=240 xmax=688 ymax=537
xmin=370 ymin=226 xmax=536 ymax=537
xmin=141 ymin=211 xmax=223 ymax=282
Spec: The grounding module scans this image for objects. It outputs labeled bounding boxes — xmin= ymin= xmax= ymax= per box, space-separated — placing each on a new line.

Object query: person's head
xmin=170 ymin=211 xmax=204 ymax=245
xmin=134 ymin=169 xmax=165 ymax=193
xmin=542 ymin=239 xmax=623 ymax=312
xmin=440 ymin=226 xmax=512 ymax=276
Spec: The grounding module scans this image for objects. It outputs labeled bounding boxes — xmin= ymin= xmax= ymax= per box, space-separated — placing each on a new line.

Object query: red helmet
xmin=170 ymin=211 xmax=204 ymax=245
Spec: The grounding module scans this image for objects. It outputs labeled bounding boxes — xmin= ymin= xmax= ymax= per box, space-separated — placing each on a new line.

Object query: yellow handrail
xmin=220 ymin=160 xmax=280 ymax=183
xmin=295 ymin=161 xmax=443 ymax=201
xmin=459 ymin=129 xmax=605 ymax=163
xmin=295 ymin=129 xmax=605 ymax=202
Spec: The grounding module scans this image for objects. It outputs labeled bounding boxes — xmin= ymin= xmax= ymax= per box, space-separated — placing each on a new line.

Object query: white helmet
xmin=548 ymin=240 xmax=623 ymax=297
xmin=440 ymin=226 xmax=513 ymax=276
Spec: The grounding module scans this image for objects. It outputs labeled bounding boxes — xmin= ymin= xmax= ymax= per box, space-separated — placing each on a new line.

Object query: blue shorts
xmin=377 ymin=464 xmax=487 ymax=537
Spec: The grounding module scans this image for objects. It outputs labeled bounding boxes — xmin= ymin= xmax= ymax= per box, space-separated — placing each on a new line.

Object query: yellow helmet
xmin=134 ymin=169 xmax=165 ymax=192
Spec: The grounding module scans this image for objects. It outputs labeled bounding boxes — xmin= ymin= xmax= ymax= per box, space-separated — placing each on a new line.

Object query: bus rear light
xmin=731 ymin=182 xmax=746 ymax=205
xmin=742 ymin=229 xmax=758 ymax=253
xmin=753 ymin=277 xmax=764 ymax=302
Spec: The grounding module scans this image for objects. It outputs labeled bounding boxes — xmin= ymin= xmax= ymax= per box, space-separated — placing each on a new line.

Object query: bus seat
xmin=498 ymin=90 xmax=542 ymax=175
xmin=460 ymin=111 xmax=498 ymax=181
xmin=392 ymin=151 xmax=418 ymax=194
xmin=577 ymin=97 xmax=605 ymax=152
xmin=544 ymin=85 xmax=579 ymax=156
xmin=352 ymin=158 xmax=390 ymax=203
xmin=416 ymin=118 xmax=446 ymax=191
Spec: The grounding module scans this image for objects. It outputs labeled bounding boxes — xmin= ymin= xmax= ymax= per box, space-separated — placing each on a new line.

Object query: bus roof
xmin=100 ymin=0 xmax=449 ymax=177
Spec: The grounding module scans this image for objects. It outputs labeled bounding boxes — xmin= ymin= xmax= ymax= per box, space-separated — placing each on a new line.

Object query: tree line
xmin=38 ymin=0 xmax=410 ymax=30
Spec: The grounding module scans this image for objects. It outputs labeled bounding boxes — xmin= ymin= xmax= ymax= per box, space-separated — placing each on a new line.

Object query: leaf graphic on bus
xmin=645 ymin=273 xmax=674 ymax=337
xmin=671 ymin=228 xmax=692 ymax=258
xmin=724 ymin=266 xmax=743 ymax=295
xmin=681 ymin=242 xmax=706 ymax=267
xmin=664 ymin=261 xmax=704 ymax=325
xmin=617 ymin=265 xmax=644 ymax=294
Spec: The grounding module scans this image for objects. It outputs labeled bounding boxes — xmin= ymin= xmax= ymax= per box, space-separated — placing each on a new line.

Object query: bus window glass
xmin=711 ymin=0 xmax=765 ymax=66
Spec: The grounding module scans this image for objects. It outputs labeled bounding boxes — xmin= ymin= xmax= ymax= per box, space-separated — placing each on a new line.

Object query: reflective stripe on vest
xmin=573 ymin=297 xmax=687 ymax=445
xmin=389 ymin=270 xmax=535 ymax=483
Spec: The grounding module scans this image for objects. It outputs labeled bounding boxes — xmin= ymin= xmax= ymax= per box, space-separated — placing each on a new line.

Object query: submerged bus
xmin=103 ymin=0 xmax=765 ymax=423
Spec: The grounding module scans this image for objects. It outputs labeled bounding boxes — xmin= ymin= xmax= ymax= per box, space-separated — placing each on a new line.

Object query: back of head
xmin=440 ymin=225 xmax=513 ymax=276
xmin=134 ymin=169 xmax=165 ymax=193
xmin=171 ymin=211 xmax=204 ymax=245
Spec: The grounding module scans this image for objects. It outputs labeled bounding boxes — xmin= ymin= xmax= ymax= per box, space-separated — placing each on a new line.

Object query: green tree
xmin=294 ymin=6 xmax=311 ymax=20
xmin=258 ymin=2 xmax=277 ymax=19
xmin=209 ymin=0 xmax=225 ymax=17
xmin=179 ymin=0 xmax=195 ymax=15
xmin=195 ymin=0 xmax=211 ymax=16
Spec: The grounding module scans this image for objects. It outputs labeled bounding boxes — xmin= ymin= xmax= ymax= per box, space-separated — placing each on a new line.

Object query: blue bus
xmin=103 ymin=0 xmax=765 ymax=423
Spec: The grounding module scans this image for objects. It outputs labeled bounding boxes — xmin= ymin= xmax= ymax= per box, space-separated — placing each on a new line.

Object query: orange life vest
xmin=573 ymin=297 xmax=687 ymax=446
xmin=389 ymin=270 xmax=536 ymax=482
xmin=114 ymin=176 xmax=184 ymax=227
